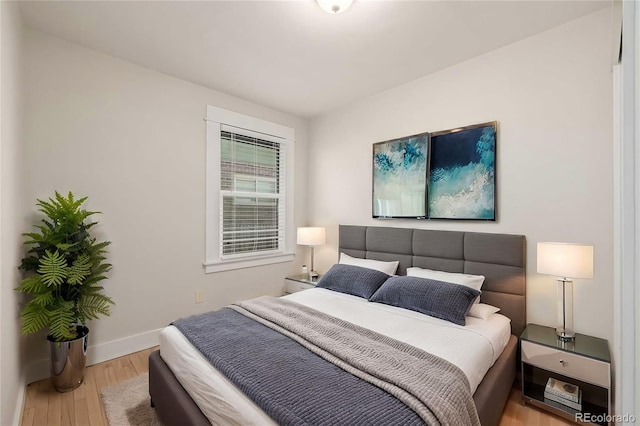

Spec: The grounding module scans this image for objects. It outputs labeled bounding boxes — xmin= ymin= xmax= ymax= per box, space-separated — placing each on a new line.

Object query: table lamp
xmin=537 ymin=242 xmax=594 ymax=341
xmin=297 ymin=227 xmax=326 ymax=279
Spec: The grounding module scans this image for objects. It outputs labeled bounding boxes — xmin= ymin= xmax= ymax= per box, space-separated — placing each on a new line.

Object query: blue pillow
xmin=369 ymin=276 xmax=480 ymax=325
xmin=316 ymin=264 xmax=390 ymax=299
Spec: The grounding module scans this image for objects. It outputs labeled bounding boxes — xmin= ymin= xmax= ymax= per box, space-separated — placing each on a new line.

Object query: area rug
xmin=101 ymin=373 xmax=163 ymax=426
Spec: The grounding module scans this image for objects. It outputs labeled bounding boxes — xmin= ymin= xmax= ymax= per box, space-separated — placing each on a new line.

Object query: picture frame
xmin=371 ymin=121 xmax=497 ymax=221
xmin=427 ymin=121 xmax=497 ymax=220
xmin=372 ymin=132 xmax=429 ymax=219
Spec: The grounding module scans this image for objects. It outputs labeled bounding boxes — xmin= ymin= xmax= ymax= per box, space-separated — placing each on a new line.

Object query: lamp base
xmin=309 ymin=271 xmax=319 ymax=279
xmin=556 ymin=327 xmax=575 ymax=341
xmin=556 ymin=279 xmax=575 ymax=342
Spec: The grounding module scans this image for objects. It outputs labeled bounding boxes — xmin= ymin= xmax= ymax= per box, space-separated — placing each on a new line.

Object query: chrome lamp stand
xmin=556 ymin=278 xmax=575 ymax=341
xmin=309 ymin=246 xmax=319 ymax=279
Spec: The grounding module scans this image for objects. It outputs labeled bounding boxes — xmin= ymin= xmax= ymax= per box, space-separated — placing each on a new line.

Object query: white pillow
xmin=339 ymin=253 xmax=399 ymax=275
xmin=406 ymin=267 xmax=485 ymax=291
xmin=467 ymin=303 xmax=500 ymax=320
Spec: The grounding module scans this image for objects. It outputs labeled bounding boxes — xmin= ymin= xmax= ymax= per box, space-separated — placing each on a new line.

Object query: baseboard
xmin=86 ymin=327 xmax=162 ymax=365
xmin=25 ymin=327 xmax=162 ymax=384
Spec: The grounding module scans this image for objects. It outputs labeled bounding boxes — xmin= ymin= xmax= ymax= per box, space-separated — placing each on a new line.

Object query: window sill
xmin=203 ymin=252 xmax=294 ymax=273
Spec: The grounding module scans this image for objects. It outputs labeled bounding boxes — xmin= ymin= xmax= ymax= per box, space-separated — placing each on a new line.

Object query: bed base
xmin=149 ymin=350 xmax=209 ymax=426
xmin=474 ymin=335 xmax=517 ymax=426
xmin=148 ymin=335 xmax=517 ymax=426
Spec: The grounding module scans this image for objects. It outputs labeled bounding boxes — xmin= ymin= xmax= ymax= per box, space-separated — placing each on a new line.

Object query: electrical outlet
xmin=195 ymin=290 xmax=204 ymax=304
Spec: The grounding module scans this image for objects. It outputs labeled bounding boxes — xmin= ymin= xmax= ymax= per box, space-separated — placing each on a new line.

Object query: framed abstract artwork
xmin=372 ymin=133 xmax=429 ymax=219
xmin=428 ymin=122 xmax=497 ymax=220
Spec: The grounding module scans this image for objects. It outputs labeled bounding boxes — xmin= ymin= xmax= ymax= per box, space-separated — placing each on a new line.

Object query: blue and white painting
xmin=428 ymin=123 xmax=496 ymax=220
xmin=373 ymin=134 xmax=428 ymax=218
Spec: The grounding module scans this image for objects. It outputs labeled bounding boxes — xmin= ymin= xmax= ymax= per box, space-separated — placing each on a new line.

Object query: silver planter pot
xmin=47 ymin=326 xmax=88 ymax=392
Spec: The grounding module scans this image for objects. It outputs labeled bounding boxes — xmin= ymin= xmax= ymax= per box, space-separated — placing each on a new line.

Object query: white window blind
xmin=204 ymin=105 xmax=294 ymax=273
xmin=220 ymin=129 xmax=286 ymax=258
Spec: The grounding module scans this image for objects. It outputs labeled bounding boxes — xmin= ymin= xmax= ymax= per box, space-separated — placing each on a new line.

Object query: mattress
xmin=159 ymin=288 xmax=511 ymax=425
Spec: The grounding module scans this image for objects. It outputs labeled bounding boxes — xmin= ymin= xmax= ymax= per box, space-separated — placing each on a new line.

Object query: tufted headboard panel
xmin=339 ymin=225 xmax=526 ymax=336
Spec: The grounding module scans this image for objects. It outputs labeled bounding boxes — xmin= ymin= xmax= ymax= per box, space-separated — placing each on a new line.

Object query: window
xmin=204 ymin=106 xmax=294 ymax=273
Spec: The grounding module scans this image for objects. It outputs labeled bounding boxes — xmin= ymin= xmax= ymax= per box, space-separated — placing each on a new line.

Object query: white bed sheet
xmin=159 ymin=288 xmax=511 ymax=425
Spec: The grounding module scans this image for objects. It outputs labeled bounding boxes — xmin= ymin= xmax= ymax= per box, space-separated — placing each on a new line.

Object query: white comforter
xmin=159 ymin=288 xmax=511 ymax=425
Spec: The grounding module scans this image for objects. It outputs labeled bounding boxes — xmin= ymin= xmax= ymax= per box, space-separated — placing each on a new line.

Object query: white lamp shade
xmin=297 ymin=227 xmax=326 ymax=246
xmin=537 ymin=242 xmax=594 ymax=279
xmin=316 ymin=0 xmax=353 ymax=14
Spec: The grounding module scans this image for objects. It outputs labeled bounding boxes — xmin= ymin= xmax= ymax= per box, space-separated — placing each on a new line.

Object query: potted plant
xmin=17 ymin=191 xmax=113 ymax=392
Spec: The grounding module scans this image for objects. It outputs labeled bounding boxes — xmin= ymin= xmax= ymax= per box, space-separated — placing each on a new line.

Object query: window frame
xmin=204 ymin=105 xmax=295 ymax=273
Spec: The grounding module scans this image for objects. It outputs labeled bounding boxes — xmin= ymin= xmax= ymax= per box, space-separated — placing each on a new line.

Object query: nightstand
xmin=520 ymin=324 xmax=611 ymax=425
xmin=284 ymin=274 xmax=320 ymax=294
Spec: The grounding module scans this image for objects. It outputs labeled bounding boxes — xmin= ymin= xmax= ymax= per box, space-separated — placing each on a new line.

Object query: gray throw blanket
xmin=173 ymin=296 xmax=480 ymax=426
xmin=232 ymin=296 xmax=480 ymax=426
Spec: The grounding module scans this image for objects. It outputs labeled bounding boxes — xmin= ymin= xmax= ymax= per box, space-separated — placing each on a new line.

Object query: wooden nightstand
xmin=520 ymin=324 xmax=611 ymax=425
xmin=284 ymin=274 xmax=320 ymax=294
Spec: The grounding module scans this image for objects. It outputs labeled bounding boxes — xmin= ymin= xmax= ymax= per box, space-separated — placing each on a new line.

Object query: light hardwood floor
xmin=20 ymin=347 xmax=572 ymax=426
xmin=500 ymin=387 xmax=573 ymax=426
xmin=20 ymin=347 xmax=156 ymax=426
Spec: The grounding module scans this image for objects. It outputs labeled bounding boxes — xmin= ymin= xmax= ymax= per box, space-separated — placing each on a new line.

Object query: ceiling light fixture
xmin=316 ymin=0 xmax=353 ymax=14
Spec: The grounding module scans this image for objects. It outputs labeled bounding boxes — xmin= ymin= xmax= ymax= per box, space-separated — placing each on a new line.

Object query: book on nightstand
xmin=545 ymin=378 xmax=580 ymax=403
xmin=544 ymin=377 xmax=582 ymax=411
xmin=544 ymin=389 xmax=583 ymax=411
xmin=543 ymin=395 xmax=582 ymax=415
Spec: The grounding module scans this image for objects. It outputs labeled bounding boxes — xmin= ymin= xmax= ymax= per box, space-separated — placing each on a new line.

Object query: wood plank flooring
xmin=20 ymin=347 xmax=573 ymax=425
xmin=20 ymin=347 xmax=156 ymax=426
xmin=500 ymin=387 xmax=573 ymax=426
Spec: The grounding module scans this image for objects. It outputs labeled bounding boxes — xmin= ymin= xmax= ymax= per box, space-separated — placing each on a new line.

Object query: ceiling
xmin=18 ymin=0 xmax=610 ymax=118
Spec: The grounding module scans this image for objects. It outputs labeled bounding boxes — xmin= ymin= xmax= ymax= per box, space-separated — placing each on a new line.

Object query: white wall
xmin=21 ymin=28 xmax=309 ymax=380
xmin=613 ymin=0 xmax=639 ymax=418
xmin=1 ymin=1 xmax=26 ymax=424
xmin=308 ymin=9 xmax=613 ymax=342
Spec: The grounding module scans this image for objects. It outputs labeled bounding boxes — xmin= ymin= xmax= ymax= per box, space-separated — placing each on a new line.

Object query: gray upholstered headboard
xmin=339 ymin=225 xmax=527 ymax=336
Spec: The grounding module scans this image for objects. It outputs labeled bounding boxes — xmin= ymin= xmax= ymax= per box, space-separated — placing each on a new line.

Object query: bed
xmin=149 ymin=225 xmax=526 ymax=426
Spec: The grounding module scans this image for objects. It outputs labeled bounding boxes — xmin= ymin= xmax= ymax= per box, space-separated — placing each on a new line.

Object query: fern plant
xmin=17 ymin=191 xmax=113 ymax=342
